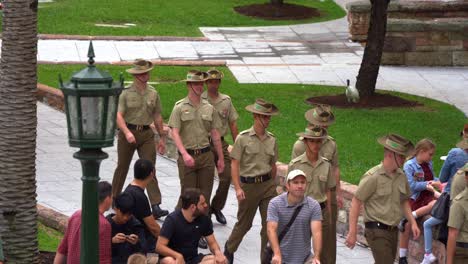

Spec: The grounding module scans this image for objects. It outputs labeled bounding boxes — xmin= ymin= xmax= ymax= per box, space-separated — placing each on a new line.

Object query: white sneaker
xmin=420 ymin=253 xmax=437 ymax=264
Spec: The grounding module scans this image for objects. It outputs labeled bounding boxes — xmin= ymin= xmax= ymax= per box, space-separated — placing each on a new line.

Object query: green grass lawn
xmin=38 ymin=222 xmax=63 ymax=252
xmin=38 ymin=64 xmax=467 ymax=184
xmin=0 ymin=0 xmax=345 ymax=36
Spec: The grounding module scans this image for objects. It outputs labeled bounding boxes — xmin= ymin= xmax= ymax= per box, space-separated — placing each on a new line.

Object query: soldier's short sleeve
xmin=287 ymin=161 xmax=295 ymax=174
xmin=400 ymin=178 xmax=411 ymax=201
xmin=211 ymin=106 xmax=223 ymax=130
xmin=230 ymin=136 xmax=243 ymax=160
xmin=331 ymin=144 xmax=339 ymax=167
xmin=118 ymin=91 xmax=127 ymax=114
xmin=272 ymin=139 xmax=279 ymax=164
xmin=355 ymin=174 xmax=377 ymax=202
xmin=327 ymin=164 xmax=336 ymax=189
xmin=154 ymin=92 xmax=162 ymax=115
xmin=448 ymin=201 xmax=465 ymax=230
xmin=291 ymin=139 xmax=305 ymax=160
xmin=228 ymin=102 xmax=239 ymax=122
xmin=168 ymin=105 xmax=181 ymax=129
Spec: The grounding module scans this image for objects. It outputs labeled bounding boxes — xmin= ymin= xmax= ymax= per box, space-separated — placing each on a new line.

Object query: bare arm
xmin=211 ymin=128 xmax=225 ymax=173
xmin=53 ymin=252 xmax=67 ymax=264
xmin=231 ymin=159 xmax=245 ymax=201
xmin=345 ymin=197 xmax=362 ymax=249
xmin=326 ymin=190 xmax=332 ymax=224
xmin=334 ymin=166 xmax=343 ymax=207
xmin=311 ymin=220 xmax=322 ymax=261
xmin=153 ymin=112 xmax=167 ymax=154
xmin=171 ymin=127 xmax=195 ymax=167
xmin=402 ymin=199 xmax=420 ymax=239
xmin=267 ymin=221 xmax=281 ymax=264
xmin=446 ymin=227 xmax=459 ymax=264
xmin=206 ymin=234 xmax=227 ymax=263
xmin=143 ymin=216 xmax=161 ymax=238
xmin=156 ymin=236 xmax=184 ymax=262
xmin=229 ymin=121 xmax=239 ymax=142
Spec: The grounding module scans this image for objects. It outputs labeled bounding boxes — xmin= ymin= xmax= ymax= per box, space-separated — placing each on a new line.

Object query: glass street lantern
xmin=60 ymin=42 xmax=124 ymax=149
xmin=59 ymin=41 xmax=124 ymax=264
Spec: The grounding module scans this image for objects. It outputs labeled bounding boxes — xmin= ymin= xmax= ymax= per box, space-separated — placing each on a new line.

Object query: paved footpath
xmin=37 ymin=102 xmax=372 ymax=263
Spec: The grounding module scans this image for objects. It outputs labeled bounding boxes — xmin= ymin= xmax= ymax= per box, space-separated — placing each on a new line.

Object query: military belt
xmin=457 ymin=242 xmax=468 ymax=248
xmin=240 ymin=174 xmax=271 ymax=184
xmin=365 ymin=221 xmax=398 ymax=231
xmin=185 ymin=146 xmax=211 ymax=156
xmin=126 ymin=123 xmax=150 ymax=131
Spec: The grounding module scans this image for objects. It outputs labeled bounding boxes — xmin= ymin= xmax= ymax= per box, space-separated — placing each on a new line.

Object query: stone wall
xmin=347 ymin=0 xmax=468 ymax=66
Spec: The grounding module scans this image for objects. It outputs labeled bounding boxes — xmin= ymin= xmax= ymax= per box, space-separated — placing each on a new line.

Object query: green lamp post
xmin=60 ymin=42 xmax=123 ymax=264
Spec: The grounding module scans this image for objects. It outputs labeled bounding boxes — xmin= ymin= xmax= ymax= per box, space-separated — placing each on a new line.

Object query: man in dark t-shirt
xmin=123 ymin=159 xmax=161 ymax=253
xmin=107 ymin=192 xmax=146 ymax=264
xmin=156 ymin=188 xmax=227 ymax=264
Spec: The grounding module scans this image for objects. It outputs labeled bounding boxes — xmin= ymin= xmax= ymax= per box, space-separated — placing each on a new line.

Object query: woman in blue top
xmin=398 ymin=139 xmax=440 ymax=264
xmin=421 ymin=131 xmax=468 ymax=264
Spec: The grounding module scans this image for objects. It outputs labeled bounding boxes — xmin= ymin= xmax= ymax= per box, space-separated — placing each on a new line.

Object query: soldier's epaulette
xmin=239 ymin=129 xmax=250 ymax=135
xmin=454 ymin=192 xmax=465 ymax=201
xmin=365 ymin=165 xmax=379 ymax=176
xmin=267 ymin=131 xmax=275 ymax=137
xmin=321 ymin=157 xmax=330 ymax=162
xmin=290 ymin=155 xmax=302 ymax=163
xmin=175 ymin=98 xmax=185 ymax=105
xmin=327 ymin=135 xmax=335 ymax=141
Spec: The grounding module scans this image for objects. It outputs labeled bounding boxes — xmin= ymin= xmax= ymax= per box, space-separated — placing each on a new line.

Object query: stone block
xmin=430 ymin=32 xmax=450 ymax=45
xmin=405 ymin=51 xmax=453 ymax=66
xmin=338 ymin=209 xmax=347 ymax=223
xmin=384 ymin=36 xmax=415 ymax=52
xmin=382 ymin=52 xmax=405 ymax=65
xmin=453 ymin=51 xmax=468 ymax=66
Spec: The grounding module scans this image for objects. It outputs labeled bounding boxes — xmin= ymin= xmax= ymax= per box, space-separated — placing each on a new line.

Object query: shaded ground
xmin=234 ymin=3 xmax=321 ymax=20
xmin=306 ymin=93 xmax=423 ymax=108
xmin=40 ymin=251 xmax=55 ymax=264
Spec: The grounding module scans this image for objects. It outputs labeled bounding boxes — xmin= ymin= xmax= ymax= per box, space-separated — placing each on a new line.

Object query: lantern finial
xmin=87 ymin=41 xmax=95 ymax=66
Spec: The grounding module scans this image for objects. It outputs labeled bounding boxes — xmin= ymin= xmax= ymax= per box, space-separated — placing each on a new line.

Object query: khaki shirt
xmin=448 ymin=188 xmax=468 ymax=243
xmin=291 ymin=137 xmax=339 ymax=176
xmin=230 ymin=127 xmax=278 ymax=177
xmin=355 ymin=163 xmax=411 ymax=226
xmin=451 ymin=169 xmax=467 ymax=200
xmin=201 ymin=92 xmax=239 ymax=137
xmin=168 ymin=97 xmax=222 ymax=149
xmin=288 ymin=153 xmax=334 ymax=203
xmin=118 ymin=84 xmax=162 ymax=125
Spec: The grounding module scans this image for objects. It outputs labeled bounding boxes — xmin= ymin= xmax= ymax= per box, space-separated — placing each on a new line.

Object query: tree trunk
xmin=271 ymin=0 xmax=284 ymax=6
xmin=0 ymin=0 xmax=39 ymax=263
xmin=355 ymin=0 xmax=390 ymax=102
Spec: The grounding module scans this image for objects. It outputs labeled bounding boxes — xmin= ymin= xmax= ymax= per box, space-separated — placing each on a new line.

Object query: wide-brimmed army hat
xmin=180 ymin=70 xmax=208 ymax=83
xmin=296 ymin=125 xmax=328 ymax=139
xmin=305 ymin=104 xmax=335 ymax=126
xmin=377 ymin=133 xmax=414 ymax=156
xmin=456 ymin=136 xmax=468 ymax=149
xmin=126 ymin=59 xmax=154 ymax=75
xmin=245 ymin=98 xmax=279 ymax=116
xmin=206 ymin=68 xmax=224 ymax=80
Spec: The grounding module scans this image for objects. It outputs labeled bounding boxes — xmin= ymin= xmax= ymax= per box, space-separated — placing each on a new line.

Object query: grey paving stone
xmin=114 ymin=41 xmax=160 ymax=61
xmin=248 ymin=66 xmax=299 ymax=83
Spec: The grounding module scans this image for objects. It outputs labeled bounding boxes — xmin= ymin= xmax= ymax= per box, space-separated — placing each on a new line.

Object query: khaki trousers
xmin=176 ymin=151 xmax=215 ymax=208
xmin=328 ymin=188 xmax=337 ymax=264
xmin=226 ymin=177 xmax=276 ymax=262
xmin=112 ymin=129 xmax=161 ymax=205
xmin=320 ymin=204 xmax=334 ymax=264
xmin=454 ymin=246 xmax=468 ymax=263
xmin=210 ymin=140 xmax=231 ymax=211
xmin=364 ymin=228 xmax=398 ymax=264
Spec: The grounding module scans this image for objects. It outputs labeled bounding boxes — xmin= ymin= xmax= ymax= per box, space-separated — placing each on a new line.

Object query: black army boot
xmin=152 ymin=204 xmax=169 ymax=219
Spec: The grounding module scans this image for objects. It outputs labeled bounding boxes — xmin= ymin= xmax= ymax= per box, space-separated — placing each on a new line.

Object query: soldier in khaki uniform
xmin=201 ymin=68 xmax=239 ymax=225
xmin=168 ymin=70 xmax=225 ymax=211
xmin=346 ymin=134 xmax=421 ymax=264
xmin=447 ymin=163 xmax=468 ymax=264
xmin=224 ymin=99 xmax=279 ymax=263
xmin=112 ymin=59 xmax=168 ymax=218
xmin=289 ymin=125 xmax=334 ymax=264
xmin=291 ymin=104 xmax=340 ymax=264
